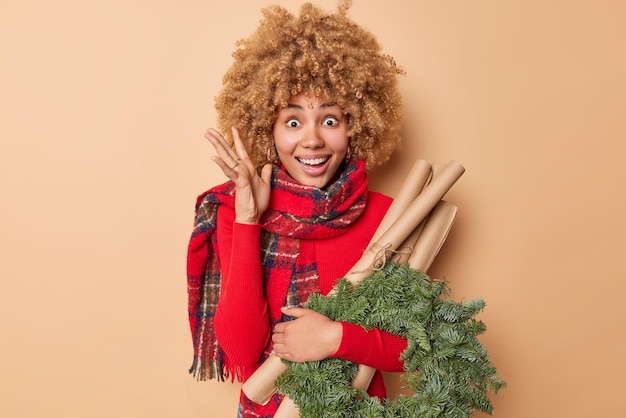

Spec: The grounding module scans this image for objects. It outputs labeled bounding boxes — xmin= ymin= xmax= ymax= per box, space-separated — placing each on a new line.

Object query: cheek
xmin=330 ymin=131 xmax=349 ymax=153
xmin=274 ymin=135 xmax=296 ymax=154
xmin=273 ymin=129 xmax=299 ymax=157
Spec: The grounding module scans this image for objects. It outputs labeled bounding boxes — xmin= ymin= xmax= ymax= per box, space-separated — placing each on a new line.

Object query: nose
xmin=301 ymin=125 xmax=324 ymax=149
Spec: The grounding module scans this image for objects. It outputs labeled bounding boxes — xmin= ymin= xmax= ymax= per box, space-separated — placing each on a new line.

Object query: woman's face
xmin=272 ymin=93 xmax=349 ymax=188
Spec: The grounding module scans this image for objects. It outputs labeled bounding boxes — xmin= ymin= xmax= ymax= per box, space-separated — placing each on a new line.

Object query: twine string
xmin=369 ymin=243 xmax=413 ymax=271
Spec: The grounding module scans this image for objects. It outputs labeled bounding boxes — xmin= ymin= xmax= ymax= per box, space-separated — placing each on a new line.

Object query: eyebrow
xmin=286 ymin=102 xmax=337 ymax=110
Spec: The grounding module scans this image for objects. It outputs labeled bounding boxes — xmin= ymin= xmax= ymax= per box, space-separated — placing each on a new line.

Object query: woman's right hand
xmin=204 ymin=127 xmax=273 ymax=224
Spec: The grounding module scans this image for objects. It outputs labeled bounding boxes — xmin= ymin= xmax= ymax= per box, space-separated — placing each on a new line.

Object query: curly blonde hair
xmin=215 ymin=0 xmax=404 ymax=169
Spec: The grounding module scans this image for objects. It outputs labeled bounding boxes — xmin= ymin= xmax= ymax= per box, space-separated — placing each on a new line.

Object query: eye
xmin=323 ymin=116 xmax=339 ymax=127
xmin=286 ymin=118 xmax=301 ymax=128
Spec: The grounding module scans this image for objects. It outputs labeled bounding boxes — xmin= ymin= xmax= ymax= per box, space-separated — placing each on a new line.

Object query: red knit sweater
xmin=213 ymin=191 xmax=408 ymax=405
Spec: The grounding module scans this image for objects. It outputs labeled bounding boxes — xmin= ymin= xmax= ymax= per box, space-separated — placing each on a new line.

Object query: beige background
xmin=2 ymin=0 xmax=625 ymax=417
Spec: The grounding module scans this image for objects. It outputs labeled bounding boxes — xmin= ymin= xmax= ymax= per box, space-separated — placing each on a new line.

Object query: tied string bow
xmin=352 ymin=243 xmax=413 ymax=273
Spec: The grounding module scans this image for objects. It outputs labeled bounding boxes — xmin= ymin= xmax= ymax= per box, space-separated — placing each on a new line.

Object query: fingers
xmin=260 ymin=163 xmax=273 ymax=184
xmin=273 ymin=307 xmax=308 ymax=337
xmin=204 ymin=127 xmax=250 ymax=163
xmin=271 ymin=326 xmax=290 ymax=359
xmin=271 ymin=309 xmax=340 ymax=363
xmin=204 ymin=128 xmax=237 ymax=168
xmin=280 ymin=306 xmax=306 ymax=318
xmin=205 ymin=126 xmax=273 ymax=225
xmin=204 ymin=128 xmax=231 ymax=156
xmin=231 ymin=127 xmax=251 ymax=162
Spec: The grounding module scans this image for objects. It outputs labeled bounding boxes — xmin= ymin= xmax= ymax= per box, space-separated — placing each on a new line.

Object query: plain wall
xmin=2 ymin=0 xmax=625 ymax=417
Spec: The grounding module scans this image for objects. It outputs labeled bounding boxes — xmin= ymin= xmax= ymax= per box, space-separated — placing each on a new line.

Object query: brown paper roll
xmin=345 ymin=160 xmax=464 ymax=285
xmin=391 ymin=221 xmax=425 ymax=265
xmin=369 ymin=160 xmax=463 ymax=254
xmin=368 ymin=159 xmax=431 ymax=246
xmin=241 ymin=354 xmax=285 ymax=405
xmin=408 ymin=200 xmax=457 ymax=272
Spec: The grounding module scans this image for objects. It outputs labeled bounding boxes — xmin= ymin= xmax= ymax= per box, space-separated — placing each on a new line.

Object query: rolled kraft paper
xmin=391 ymin=220 xmax=426 ymax=265
xmin=408 ymin=200 xmax=458 ymax=272
xmin=241 ymin=355 xmax=286 ymax=405
xmin=391 ymin=162 xmax=451 ymax=265
xmin=350 ymin=200 xmax=458 ymax=391
xmin=368 ymin=159 xmax=432 ymax=246
xmin=345 ymin=160 xmax=465 ymax=285
xmin=432 ymin=161 xmax=446 ymax=177
xmin=371 ymin=160 xmax=463 ymax=256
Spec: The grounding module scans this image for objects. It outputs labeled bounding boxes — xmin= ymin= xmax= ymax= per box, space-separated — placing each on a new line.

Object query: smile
xmin=297 ymin=156 xmax=330 ymax=166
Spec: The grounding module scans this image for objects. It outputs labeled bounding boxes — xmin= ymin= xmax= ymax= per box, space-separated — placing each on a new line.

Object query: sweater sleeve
xmin=213 ymin=206 xmax=271 ymax=367
xmin=330 ymin=322 xmax=407 ymax=372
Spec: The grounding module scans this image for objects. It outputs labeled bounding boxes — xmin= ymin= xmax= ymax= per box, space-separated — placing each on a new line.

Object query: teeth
xmin=299 ymin=157 xmax=328 ymax=165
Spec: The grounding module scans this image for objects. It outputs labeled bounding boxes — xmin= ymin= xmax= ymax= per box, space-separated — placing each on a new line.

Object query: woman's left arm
xmin=272 ymin=307 xmax=407 ymax=372
xmin=330 ymin=321 xmax=407 ymax=371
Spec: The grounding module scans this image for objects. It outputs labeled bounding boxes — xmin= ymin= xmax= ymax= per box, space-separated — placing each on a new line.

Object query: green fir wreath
xmin=275 ymin=262 xmax=506 ymax=417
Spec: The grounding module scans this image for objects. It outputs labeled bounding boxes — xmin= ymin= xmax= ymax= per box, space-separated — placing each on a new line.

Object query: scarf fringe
xmin=188 ymin=355 xmax=247 ymax=383
xmin=189 ymin=355 xmax=223 ymax=382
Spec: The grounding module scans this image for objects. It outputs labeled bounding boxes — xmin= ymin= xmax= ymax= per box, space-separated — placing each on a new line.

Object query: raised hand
xmin=271 ymin=307 xmax=342 ymax=363
xmin=204 ymin=127 xmax=273 ymax=224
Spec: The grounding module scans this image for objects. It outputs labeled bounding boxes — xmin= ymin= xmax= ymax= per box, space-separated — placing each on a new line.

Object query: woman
xmin=187 ymin=2 xmax=406 ymax=416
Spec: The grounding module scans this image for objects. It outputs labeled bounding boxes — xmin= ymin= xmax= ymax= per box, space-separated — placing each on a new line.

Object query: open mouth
xmin=297 ymin=156 xmax=330 ymax=167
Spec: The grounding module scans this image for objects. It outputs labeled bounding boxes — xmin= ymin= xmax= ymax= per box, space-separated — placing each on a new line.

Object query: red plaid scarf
xmin=187 ymin=160 xmax=368 ymax=381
